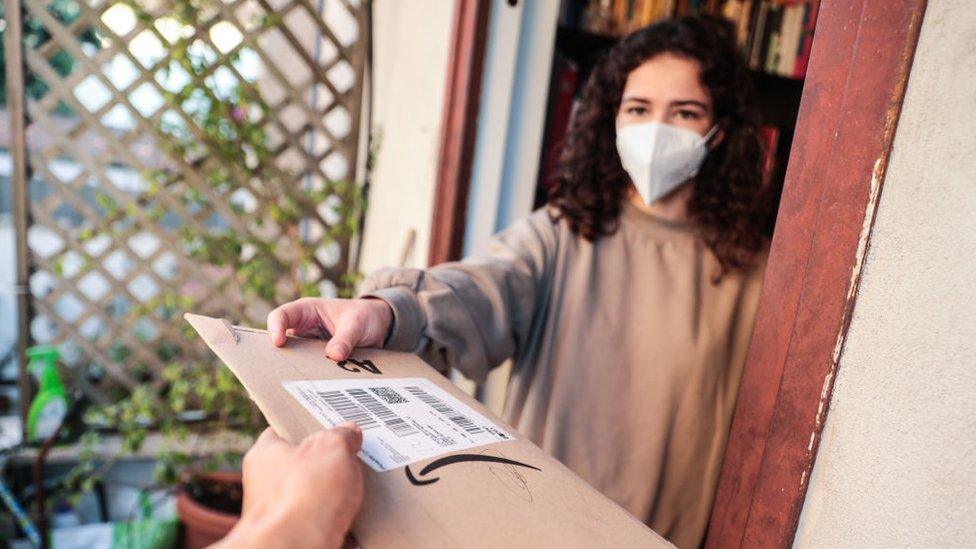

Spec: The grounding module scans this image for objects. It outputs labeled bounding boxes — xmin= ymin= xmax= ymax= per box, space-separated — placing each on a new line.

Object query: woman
xmin=267 ymin=15 xmax=770 ymax=548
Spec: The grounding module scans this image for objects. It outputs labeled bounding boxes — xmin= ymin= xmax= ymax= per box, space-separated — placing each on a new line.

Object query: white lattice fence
xmin=5 ymin=0 xmax=368 ymax=402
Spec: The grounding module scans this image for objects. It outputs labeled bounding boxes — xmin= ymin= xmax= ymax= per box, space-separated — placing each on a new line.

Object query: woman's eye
xmin=676 ymin=110 xmax=702 ymax=120
xmin=626 ymin=107 xmax=647 ymax=115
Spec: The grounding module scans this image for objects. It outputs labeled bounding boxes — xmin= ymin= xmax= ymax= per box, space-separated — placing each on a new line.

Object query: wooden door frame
xmin=427 ymin=0 xmax=491 ymax=265
xmin=430 ymin=0 xmax=928 ymax=546
xmin=705 ymin=0 xmax=927 ymax=546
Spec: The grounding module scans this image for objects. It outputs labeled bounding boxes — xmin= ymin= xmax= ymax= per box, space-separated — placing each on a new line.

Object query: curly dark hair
xmin=548 ymin=15 xmax=771 ymax=279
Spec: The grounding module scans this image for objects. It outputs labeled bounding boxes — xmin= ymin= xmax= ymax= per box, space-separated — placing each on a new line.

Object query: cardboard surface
xmin=185 ymin=314 xmax=670 ymax=548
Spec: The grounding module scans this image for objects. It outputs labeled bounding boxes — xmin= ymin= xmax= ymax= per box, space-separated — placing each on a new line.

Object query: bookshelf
xmin=535 ymin=0 xmax=820 ymax=225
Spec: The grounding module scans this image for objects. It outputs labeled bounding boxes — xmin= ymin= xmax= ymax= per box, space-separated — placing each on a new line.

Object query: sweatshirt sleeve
xmin=359 ymin=209 xmax=558 ymax=384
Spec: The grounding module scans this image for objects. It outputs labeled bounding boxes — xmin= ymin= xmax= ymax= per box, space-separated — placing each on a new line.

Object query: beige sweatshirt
xmin=361 ymin=202 xmax=767 ymax=548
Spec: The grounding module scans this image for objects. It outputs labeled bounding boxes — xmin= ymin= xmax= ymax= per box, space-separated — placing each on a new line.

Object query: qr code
xmin=369 ymin=386 xmax=408 ymax=405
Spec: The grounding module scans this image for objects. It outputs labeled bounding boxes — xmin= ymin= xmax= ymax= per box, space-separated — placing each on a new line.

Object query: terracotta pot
xmin=176 ymin=471 xmax=242 ymax=549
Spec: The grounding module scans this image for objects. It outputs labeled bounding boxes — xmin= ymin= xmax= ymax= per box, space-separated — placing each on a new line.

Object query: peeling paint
xmin=808 ymin=34 xmax=914 ymax=468
xmin=845 ymin=158 xmax=885 ymax=303
xmin=809 ymin=157 xmax=887 ymax=480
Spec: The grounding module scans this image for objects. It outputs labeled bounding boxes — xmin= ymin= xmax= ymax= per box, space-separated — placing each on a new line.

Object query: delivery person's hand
xmin=266 ymin=297 xmax=393 ymax=361
xmin=213 ymin=423 xmax=365 ymax=549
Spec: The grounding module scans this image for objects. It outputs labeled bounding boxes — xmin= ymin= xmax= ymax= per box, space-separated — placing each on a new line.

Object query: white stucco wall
xmin=794 ymin=1 xmax=976 ymax=546
xmin=357 ymin=0 xmax=454 ymax=275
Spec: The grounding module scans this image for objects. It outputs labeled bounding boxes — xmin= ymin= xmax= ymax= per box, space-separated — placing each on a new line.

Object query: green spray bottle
xmin=26 ymin=345 xmax=69 ymax=443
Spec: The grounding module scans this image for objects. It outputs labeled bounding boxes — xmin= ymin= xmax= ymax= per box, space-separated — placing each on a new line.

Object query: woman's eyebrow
xmin=621 ymin=96 xmax=651 ymax=104
xmin=670 ymin=99 xmax=709 ymax=110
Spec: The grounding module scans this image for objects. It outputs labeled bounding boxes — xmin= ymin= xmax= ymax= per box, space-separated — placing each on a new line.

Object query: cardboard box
xmin=186 ymin=314 xmax=669 ymax=548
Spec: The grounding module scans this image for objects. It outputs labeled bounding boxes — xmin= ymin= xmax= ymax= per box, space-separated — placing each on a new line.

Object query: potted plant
xmin=75 ymin=357 xmax=264 ymax=548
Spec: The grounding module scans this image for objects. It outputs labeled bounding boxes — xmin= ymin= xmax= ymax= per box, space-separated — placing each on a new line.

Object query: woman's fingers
xmin=267 ymin=304 xmax=298 ymax=347
xmin=325 ymin=312 xmax=366 ymax=361
xmin=267 ymin=299 xmax=325 ymax=347
xmin=267 ymin=298 xmax=391 ymax=358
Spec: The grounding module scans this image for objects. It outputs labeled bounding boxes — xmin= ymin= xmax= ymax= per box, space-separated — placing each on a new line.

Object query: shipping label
xmin=283 ymin=377 xmax=512 ymax=471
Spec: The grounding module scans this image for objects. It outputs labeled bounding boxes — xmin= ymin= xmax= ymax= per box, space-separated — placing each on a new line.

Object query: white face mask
xmin=615 ymin=122 xmax=718 ymax=205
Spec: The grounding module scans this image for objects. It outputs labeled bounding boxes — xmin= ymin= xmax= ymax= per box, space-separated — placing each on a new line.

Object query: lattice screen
xmin=6 ymin=0 xmax=368 ymax=402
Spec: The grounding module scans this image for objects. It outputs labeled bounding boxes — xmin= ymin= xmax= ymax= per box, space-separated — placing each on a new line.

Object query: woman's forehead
xmin=622 ymin=53 xmax=710 ymax=105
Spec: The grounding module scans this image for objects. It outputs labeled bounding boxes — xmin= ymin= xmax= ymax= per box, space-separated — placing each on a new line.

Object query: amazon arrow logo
xmin=405 ymin=453 xmax=542 ymax=486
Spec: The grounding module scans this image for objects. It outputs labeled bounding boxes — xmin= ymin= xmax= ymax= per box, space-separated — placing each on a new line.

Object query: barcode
xmin=347 ymin=389 xmax=419 ymax=437
xmin=316 ymin=390 xmax=378 ymax=430
xmin=405 ymin=386 xmax=484 ymax=435
xmin=369 ymin=386 xmax=408 ymax=405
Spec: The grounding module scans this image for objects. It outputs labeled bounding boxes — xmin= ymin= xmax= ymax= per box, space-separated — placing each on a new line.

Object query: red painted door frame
xmin=705 ymin=0 xmax=927 ymax=546
xmin=427 ymin=0 xmax=491 ymax=266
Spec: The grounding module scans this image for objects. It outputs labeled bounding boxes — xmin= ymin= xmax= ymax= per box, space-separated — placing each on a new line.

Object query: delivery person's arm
xmin=267 ymin=208 xmax=558 ymax=383
xmin=212 ymin=423 xmax=364 ymax=549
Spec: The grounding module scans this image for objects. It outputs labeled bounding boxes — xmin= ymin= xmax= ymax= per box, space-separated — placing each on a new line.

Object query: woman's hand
xmin=266 ymin=297 xmax=393 ymax=361
xmin=213 ymin=424 xmax=365 ymax=549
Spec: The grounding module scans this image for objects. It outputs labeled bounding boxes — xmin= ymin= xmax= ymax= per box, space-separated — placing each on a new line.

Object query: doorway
xmin=429 ymin=0 xmax=927 ymax=545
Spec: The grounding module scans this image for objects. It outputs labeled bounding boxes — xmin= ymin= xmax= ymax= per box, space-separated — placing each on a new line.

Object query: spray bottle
xmin=26 ymin=345 xmax=69 ymax=443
